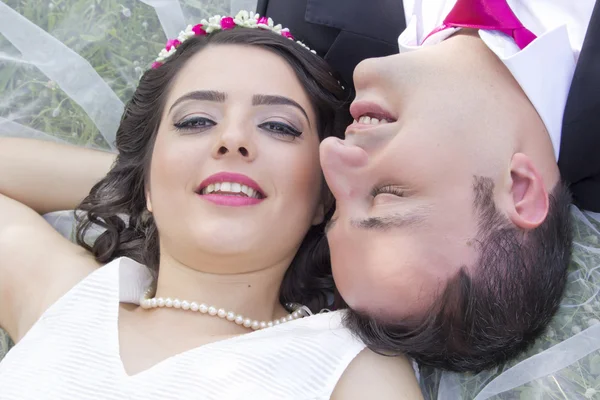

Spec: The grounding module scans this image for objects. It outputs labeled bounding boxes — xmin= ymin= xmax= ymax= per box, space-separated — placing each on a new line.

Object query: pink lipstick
xmin=196 ymin=172 xmax=265 ymax=207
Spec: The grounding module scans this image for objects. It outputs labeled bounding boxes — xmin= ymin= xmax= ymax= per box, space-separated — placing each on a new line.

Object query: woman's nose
xmin=211 ymin=126 xmax=256 ymax=161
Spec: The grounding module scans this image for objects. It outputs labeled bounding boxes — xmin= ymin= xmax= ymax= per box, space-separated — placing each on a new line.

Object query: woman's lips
xmin=196 ymin=172 xmax=265 ymax=207
xmin=199 ymin=193 xmax=263 ymax=207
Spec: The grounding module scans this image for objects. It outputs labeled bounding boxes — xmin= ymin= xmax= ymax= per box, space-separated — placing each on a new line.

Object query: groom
xmin=258 ymin=0 xmax=600 ymax=371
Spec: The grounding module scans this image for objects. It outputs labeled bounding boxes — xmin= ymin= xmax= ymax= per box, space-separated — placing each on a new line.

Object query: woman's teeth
xmin=354 ymin=115 xmax=391 ymax=125
xmin=201 ymin=182 xmax=261 ymax=198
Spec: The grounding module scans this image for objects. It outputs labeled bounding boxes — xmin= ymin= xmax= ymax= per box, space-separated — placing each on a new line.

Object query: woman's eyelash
xmin=174 ymin=116 xmax=216 ymax=132
xmin=372 ymin=185 xmax=405 ymax=197
xmin=173 ymin=118 xmax=302 ymax=139
xmin=258 ymin=121 xmax=303 ymax=139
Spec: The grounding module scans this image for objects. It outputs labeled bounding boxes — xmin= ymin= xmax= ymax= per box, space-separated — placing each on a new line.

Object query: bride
xmin=0 ymin=12 xmax=422 ymax=399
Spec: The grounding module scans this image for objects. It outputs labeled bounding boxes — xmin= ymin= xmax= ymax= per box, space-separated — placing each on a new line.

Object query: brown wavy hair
xmin=75 ymin=28 xmax=351 ymax=312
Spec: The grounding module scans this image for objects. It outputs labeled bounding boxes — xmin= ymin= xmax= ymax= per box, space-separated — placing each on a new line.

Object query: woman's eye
xmin=258 ymin=121 xmax=303 ymax=141
xmin=174 ymin=116 xmax=216 ymax=132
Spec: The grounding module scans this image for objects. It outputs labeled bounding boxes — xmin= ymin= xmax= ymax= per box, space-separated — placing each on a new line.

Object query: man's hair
xmin=343 ymin=177 xmax=573 ymax=372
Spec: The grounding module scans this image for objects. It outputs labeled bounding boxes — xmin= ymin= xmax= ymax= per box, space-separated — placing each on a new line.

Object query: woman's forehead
xmin=169 ymin=45 xmax=307 ymax=99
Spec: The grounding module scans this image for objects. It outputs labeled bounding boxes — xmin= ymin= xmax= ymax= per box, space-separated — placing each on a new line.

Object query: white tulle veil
xmin=1 ymin=1 xmax=599 ymax=398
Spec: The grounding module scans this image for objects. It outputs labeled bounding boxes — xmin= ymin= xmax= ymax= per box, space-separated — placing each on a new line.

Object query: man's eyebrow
xmin=325 ymin=216 xmax=338 ymax=234
xmin=252 ymin=94 xmax=310 ymax=124
xmin=169 ymin=90 xmax=227 ymax=114
xmin=350 ymin=211 xmax=427 ymax=231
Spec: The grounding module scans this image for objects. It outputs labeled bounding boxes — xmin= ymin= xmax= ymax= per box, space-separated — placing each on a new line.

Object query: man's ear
xmin=507 ymin=153 xmax=549 ymax=230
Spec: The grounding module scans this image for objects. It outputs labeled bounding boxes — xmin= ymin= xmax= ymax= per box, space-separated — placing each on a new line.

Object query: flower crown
xmin=151 ymin=10 xmax=316 ymax=69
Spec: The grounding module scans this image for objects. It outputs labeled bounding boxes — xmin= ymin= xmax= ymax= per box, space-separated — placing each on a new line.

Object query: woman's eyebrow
xmin=169 ymin=90 xmax=228 ymax=114
xmin=252 ymin=94 xmax=310 ymax=124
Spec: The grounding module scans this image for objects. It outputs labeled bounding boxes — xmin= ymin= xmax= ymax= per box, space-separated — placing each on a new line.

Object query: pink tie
xmin=424 ymin=0 xmax=537 ymax=50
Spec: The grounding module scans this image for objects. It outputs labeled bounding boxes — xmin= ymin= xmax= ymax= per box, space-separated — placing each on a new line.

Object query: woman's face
xmin=147 ymin=44 xmax=324 ymax=272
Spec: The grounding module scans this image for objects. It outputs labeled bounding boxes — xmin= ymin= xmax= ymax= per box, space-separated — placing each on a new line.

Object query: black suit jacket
xmin=559 ymin=1 xmax=600 ymax=212
xmin=258 ymin=0 xmax=600 ymax=211
xmin=256 ymin=0 xmax=406 ymax=89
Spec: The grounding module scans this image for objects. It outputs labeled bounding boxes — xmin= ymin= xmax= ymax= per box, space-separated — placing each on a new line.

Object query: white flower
xmin=584 ymin=304 xmax=594 ymax=313
xmin=142 ymin=21 xmax=148 ymax=29
xmin=177 ymin=30 xmax=194 ymax=43
xmin=156 ymin=46 xmax=177 ymax=62
xmin=267 ymin=17 xmax=274 ymax=27
xmin=120 ymin=6 xmax=131 ymax=18
xmin=572 ymin=325 xmax=582 ymax=334
xmin=585 ymin=388 xmax=598 ymax=399
xmin=235 ymin=10 xmax=250 ymax=20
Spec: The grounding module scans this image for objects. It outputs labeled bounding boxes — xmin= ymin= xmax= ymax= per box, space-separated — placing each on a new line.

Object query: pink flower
xmin=257 ymin=16 xmax=268 ymax=25
xmin=281 ymin=30 xmax=294 ymax=40
xmin=165 ymin=39 xmax=180 ymax=51
xmin=220 ymin=17 xmax=235 ymax=30
xmin=151 ymin=61 xmax=162 ymax=69
xmin=192 ymin=24 xmax=207 ymax=36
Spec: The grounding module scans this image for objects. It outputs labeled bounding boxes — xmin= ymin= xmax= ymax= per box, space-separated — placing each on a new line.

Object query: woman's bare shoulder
xmin=331 ymin=348 xmax=424 ymax=400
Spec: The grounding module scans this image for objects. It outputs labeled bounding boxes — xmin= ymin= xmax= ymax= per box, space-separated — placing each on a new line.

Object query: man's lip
xmin=197 ymin=172 xmax=265 ymax=197
xmin=349 ymin=100 xmax=397 ymax=122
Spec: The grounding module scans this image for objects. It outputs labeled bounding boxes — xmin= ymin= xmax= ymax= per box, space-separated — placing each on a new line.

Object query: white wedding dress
xmin=1 ymin=1 xmax=600 ymax=399
xmin=0 ymin=257 xmax=367 ymax=399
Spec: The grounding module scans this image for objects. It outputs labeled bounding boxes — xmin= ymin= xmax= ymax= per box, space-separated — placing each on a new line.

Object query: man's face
xmin=322 ymin=33 xmax=547 ymax=320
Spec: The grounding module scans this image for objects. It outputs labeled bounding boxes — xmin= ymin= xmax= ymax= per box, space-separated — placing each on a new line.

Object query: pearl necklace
xmin=140 ymin=287 xmax=309 ymax=331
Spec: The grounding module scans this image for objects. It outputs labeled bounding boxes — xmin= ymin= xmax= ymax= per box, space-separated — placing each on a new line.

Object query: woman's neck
xmin=151 ymin=251 xmax=292 ymax=324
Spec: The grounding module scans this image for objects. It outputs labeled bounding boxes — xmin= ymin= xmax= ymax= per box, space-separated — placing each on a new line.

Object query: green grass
xmin=0 ymin=0 xmax=231 ymax=148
